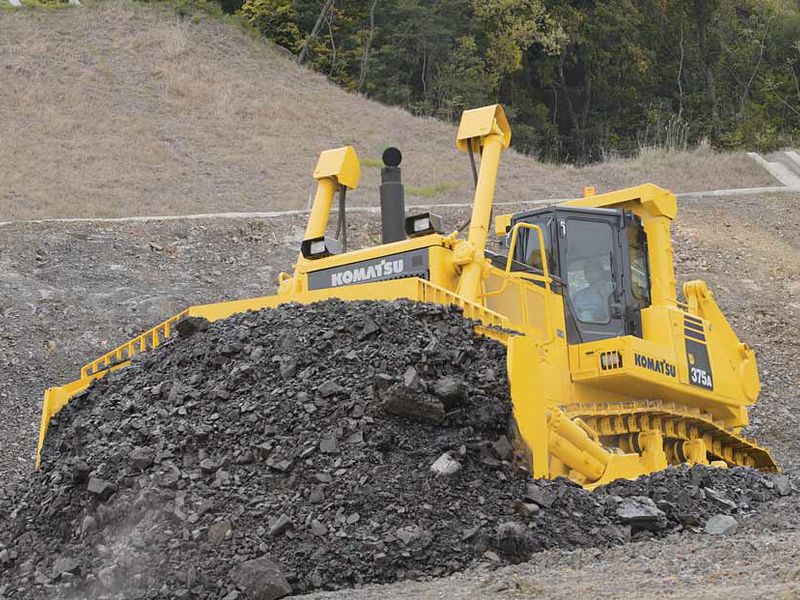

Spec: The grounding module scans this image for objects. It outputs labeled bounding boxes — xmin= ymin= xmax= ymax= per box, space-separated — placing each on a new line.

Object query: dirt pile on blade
xmin=0 ymin=300 xmax=792 ymax=599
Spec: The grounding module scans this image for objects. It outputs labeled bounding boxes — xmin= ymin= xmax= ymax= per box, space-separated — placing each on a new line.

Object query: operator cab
xmin=503 ymin=206 xmax=651 ymax=344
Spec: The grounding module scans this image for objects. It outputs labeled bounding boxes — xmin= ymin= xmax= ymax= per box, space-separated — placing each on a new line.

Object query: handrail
xmin=417 ymin=278 xmax=510 ymax=330
xmin=80 ymin=309 xmax=190 ymax=378
xmin=481 ymin=222 xmax=555 ymax=342
xmin=482 ymin=222 xmax=551 ymax=299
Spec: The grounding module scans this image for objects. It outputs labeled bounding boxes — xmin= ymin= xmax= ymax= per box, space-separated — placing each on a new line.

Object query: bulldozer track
xmin=562 ymin=399 xmax=778 ymax=471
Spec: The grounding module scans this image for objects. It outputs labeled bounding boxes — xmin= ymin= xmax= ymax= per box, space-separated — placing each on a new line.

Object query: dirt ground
xmin=1 ymin=193 xmax=798 ymax=597
xmin=0 ymin=2 xmax=777 ymax=221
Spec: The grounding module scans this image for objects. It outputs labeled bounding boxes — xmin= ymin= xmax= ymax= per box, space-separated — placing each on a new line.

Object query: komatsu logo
xmin=307 ymin=248 xmax=429 ymax=291
xmin=331 ymin=259 xmax=404 ymax=287
xmin=633 ymin=352 xmax=677 ymax=378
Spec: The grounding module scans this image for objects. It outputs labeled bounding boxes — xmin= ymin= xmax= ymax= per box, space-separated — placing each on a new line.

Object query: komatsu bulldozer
xmin=37 ymin=105 xmax=777 ymax=488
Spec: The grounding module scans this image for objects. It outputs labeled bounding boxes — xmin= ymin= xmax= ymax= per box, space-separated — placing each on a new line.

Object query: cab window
xmin=627 ymin=220 xmax=651 ymax=308
xmin=513 ymin=216 xmax=556 ymax=274
xmin=565 ymin=220 xmax=615 ymax=325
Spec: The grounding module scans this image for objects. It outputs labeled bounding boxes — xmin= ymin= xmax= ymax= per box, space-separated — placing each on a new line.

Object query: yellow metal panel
xmin=428 ymin=246 xmax=459 ymax=292
xmin=563 ymin=183 xmax=677 ymax=220
xmin=684 ymin=280 xmax=760 ymax=404
xmin=507 ymin=336 xmax=550 ymax=478
xmin=568 ymin=333 xmax=751 ymax=426
xmin=455 ymin=104 xmax=511 ymax=151
xmin=313 ymin=146 xmax=361 ymax=189
xmin=485 ymin=272 xmax=526 ymax=328
xmin=36 ymin=368 xmax=119 ymax=467
xmin=483 ymin=270 xmax=553 ymax=341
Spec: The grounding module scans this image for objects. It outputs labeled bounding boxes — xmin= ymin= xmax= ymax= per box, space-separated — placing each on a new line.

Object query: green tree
xmin=431 ymin=36 xmax=493 ymax=120
xmin=229 ymin=0 xmax=800 ymax=161
xmin=473 ymin=0 xmax=563 ymax=84
xmin=239 ymin=0 xmax=303 ymax=52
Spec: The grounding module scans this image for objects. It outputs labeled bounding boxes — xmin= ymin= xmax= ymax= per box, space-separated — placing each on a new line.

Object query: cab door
xmin=554 ymin=208 xmax=626 ymax=343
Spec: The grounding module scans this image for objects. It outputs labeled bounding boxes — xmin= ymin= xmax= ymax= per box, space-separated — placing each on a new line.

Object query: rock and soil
xmin=0 ymin=195 xmax=799 ymax=598
xmin=0 ymin=299 xmax=793 ymax=599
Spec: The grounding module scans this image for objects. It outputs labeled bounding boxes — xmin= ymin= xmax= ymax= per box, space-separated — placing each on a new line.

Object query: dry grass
xmin=0 ymin=1 xmax=779 ymax=221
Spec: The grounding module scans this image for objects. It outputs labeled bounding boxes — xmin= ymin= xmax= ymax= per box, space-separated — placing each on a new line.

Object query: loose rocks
xmin=705 ymin=514 xmax=739 ymax=535
xmin=614 ymin=497 xmax=667 ymax=531
xmin=774 ymin=475 xmax=792 ymax=496
xmin=430 ymin=453 xmax=462 ymax=477
xmin=86 ymin=477 xmax=114 ymax=500
xmin=0 ymin=301 xmax=520 ymax=597
xmin=230 ymin=556 xmax=292 ymax=600
xmin=494 ymin=522 xmax=533 ymax=564
xmin=0 ymin=300 xmax=791 ymax=598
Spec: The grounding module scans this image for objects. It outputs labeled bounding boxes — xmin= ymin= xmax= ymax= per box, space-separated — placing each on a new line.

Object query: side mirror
xmin=494 ymin=214 xmax=512 ymax=236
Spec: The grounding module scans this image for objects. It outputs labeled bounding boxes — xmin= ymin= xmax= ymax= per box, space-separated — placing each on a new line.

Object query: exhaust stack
xmin=379 ymin=147 xmax=406 ymax=244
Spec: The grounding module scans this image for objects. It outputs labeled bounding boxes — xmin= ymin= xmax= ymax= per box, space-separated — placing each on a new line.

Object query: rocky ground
xmin=1 ymin=298 xmax=792 ymax=599
xmin=0 ymin=193 xmax=799 ymax=598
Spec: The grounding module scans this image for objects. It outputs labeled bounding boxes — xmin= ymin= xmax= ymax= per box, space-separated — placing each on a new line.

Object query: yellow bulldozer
xmin=37 ymin=105 xmax=777 ymax=488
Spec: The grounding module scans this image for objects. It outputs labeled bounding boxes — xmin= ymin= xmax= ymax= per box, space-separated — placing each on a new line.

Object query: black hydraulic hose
xmin=467 ymin=137 xmax=478 ymax=188
xmin=334 ymin=187 xmax=342 ymax=238
xmin=336 ymin=185 xmax=347 ymax=252
xmin=458 ymin=137 xmax=480 ymax=233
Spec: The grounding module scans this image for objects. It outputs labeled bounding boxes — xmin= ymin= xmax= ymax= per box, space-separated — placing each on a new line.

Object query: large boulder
xmin=230 ymin=556 xmax=292 ymax=600
xmin=705 ymin=514 xmax=738 ymax=535
xmin=615 ymin=496 xmax=667 ymax=531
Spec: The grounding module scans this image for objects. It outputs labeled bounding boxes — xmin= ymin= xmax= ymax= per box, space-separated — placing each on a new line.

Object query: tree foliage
xmin=239 ymin=0 xmax=303 ymax=52
xmin=229 ymin=0 xmax=800 ymax=162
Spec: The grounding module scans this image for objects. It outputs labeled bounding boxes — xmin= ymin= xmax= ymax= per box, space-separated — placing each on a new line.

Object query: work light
xmin=404 ymin=212 xmax=443 ymax=238
xmin=300 ymin=236 xmax=341 ymax=259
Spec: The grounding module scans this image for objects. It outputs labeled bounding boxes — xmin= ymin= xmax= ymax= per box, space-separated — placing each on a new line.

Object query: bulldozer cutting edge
xmin=37 ymin=104 xmax=777 ymax=487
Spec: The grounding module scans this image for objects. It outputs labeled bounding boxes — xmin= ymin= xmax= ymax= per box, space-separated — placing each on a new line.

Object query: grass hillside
xmin=0 ymin=1 xmax=777 ymax=221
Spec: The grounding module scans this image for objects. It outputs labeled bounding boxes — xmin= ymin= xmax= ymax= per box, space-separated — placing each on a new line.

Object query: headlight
xmin=413 ymin=216 xmax=431 ymax=232
xmin=300 ymin=236 xmax=341 ymax=259
xmin=404 ymin=212 xmax=443 ymax=238
xmin=309 ymin=239 xmax=327 ymax=255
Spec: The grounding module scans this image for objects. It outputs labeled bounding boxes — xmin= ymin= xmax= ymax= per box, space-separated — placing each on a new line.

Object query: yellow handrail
xmin=418 ymin=278 xmax=510 ymax=330
xmin=81 ymin=309 xmax=190 ymax=377
xmin=481 ymin=222 xmax=555 ymax=342
xmin=482 ymin=222 xmax=551 ymax=299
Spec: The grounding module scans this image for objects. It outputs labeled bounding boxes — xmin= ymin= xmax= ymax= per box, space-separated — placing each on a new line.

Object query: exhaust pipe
xmin=380 ymin=147 xmax=406 ymax=244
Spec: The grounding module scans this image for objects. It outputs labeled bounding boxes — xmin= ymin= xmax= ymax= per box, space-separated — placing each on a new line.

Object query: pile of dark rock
xmin=0 ymin=300 xmax=791 ymax=599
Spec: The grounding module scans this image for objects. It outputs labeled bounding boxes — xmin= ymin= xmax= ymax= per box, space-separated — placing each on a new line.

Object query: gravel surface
xmin=0 ymin=194 xmax=798 ymax=597
xmin=302 ymin=493 xmax=800 ymax=599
